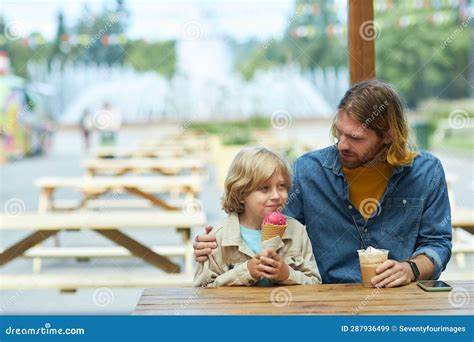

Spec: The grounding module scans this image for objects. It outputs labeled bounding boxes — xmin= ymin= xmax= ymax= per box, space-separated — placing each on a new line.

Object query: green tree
xmin=376 ymin=7 xmax=470 ymax=107
xmin=285 ymin=0 xmax=346 ymax=69
xmin=70 ymin=0 xmax=129 ymax=65
xmin=124 ymin=40 xmax=176 ymax=78
xmin=49 ymin=10 xmax=67 ymax=68
xmin=233 ymin=38 xmax=288 ymax=80
xmin=0 ymin=15 xmax=53 ymax=78
xmin=233 ymin=0 xmax=346 ymax=80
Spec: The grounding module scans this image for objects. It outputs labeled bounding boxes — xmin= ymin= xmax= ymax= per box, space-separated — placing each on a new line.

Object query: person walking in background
xmin=79 ymin=109 xmax=93 ymax=151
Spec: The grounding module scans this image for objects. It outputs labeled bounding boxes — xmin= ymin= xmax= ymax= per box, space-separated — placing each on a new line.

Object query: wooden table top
xmin=83 ymin=158 xmax=206 ymax=168
xmin=34 ymin=175 xmax=203 ymax=190
xmin=134 ymin=281 xmax=474 ymax=315
xmin=452 ymin=207 xmax=474 ymax=233
xmin=0 ymin=210 xmax=207 ymax=230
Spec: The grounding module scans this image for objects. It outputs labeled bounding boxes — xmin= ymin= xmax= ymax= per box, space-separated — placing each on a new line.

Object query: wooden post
xmin=33 ymin=187 xmax=55 ymax=273
xmin=348 ymin=0 xmax=376 ymax=85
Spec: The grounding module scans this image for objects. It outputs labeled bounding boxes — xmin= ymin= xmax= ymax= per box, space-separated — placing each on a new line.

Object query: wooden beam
xmin=94 ymin=229 xmax=181 ymax=273
xmin=348 ymin=0 xmax=376 ymax=85
xmin=124 ymin=187 xmax=178 ymax=210
xmin=0 ymin=230 xmax=59 ymax=265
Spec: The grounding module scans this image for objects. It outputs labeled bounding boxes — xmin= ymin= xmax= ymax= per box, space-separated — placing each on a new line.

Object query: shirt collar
xmin=222 ymin=212 xmax=242 ymax=247
xmin=322 ymin=145 xmax=343 ymax=176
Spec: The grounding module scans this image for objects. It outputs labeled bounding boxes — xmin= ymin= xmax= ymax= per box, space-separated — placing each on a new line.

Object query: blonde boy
xmin=194 ymin=147 xmax=321 ymax=287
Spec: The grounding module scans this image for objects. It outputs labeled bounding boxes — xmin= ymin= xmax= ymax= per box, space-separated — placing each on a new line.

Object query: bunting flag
xmin=375 ymin=0 xmax=466 ymax=12
xmin=1 ymin=0 xmax=470 ymax=46
xmin=291 ymin=8 xmax=465 ymax=39
xmin=0 ymin=33 xmax=129 ymax=48
xmin=294 ymin=0 xmax=465 ymax=15
xmin=60 ymin=33 xmax=128 ymax=46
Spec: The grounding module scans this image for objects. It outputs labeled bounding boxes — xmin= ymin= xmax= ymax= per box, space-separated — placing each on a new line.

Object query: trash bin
xmin=412 ymin=122 xmax=432 ymax=151
xmin=100 ymin=131 xmax=116 ymax=147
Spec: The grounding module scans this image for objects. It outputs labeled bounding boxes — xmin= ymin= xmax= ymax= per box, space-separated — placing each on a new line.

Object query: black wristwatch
xmin=404 ymin=260 xmax=420 ymax=281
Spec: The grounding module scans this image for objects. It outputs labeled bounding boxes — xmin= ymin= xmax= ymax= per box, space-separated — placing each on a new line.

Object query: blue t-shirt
xmin=240 ymin=225 xmax=271 ymax=287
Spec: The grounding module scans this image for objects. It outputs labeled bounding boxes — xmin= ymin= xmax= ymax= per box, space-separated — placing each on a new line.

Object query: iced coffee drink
xmin=357 ymin=247 xmax=389 ymax=288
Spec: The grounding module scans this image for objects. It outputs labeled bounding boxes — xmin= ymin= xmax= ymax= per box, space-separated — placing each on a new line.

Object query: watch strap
xmin=404 ymin=260 xmax=420 ymax=281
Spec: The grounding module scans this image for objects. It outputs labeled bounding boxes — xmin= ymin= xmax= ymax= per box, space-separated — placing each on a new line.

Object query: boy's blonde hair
xmin=221 ymin=146 xmax=291 ymax=214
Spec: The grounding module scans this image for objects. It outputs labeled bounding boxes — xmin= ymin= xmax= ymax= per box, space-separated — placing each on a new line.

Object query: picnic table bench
xmin=133 ymin=281 xmax=474 ymax=315
xmin=82 ymin=158 xmax=206 ymax=176
xmin=0 ymin=210 xmax=206 ymax=289
xmin=0 ymin=274 xmax=194 ymax=291
xmin=35 ymin=175 xmax=203 ymax=211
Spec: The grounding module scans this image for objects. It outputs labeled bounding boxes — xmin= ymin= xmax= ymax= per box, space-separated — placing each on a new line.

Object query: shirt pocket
xmin=382 ymin=197 xmax=424 ymax=241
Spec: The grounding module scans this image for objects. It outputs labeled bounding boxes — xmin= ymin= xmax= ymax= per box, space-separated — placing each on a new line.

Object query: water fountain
xmin=27 ymin=6 xmax=346 ymax=123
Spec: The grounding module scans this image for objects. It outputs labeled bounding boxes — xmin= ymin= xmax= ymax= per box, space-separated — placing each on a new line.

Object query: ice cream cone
xmin=261 ymin=222 xmax=288 ymax=241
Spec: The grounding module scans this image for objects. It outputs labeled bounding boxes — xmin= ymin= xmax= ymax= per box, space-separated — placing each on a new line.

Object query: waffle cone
xmin=261 ymin=223 xmax=288 ymax=241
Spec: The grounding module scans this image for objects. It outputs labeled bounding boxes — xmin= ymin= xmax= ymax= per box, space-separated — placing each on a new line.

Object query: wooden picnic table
xmin=82 ymin=158 xmax=206 ymax=176
xmin=139 ymin=139 xmax=209 ymax=152
xmin=92 ymin=147 xmax=201 ymax=159
xmin=140 ymin=135 xmax=209 ymax=144
xmin=134 ymin=144 xmax=206 ymax=155
xmin=35 ymin=175 xmax=203 ymax=211
xmin=0 ymin=210 xmax=206 ymax=277
xmin=133 ymin=280 xmax=474 ymax=315
xmin=452 ymin=206 xmax=474 ymax=234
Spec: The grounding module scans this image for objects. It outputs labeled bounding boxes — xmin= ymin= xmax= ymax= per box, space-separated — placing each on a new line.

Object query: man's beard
xmin=338 ymin=144 xmax=388 ymax=169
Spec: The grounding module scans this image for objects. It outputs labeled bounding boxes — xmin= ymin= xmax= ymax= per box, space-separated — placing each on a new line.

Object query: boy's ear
xmin=239 ymin=192 xmax=246 ymax=204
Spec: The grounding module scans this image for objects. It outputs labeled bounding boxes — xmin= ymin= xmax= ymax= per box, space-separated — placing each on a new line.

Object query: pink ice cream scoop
xmin=263 ymin=212 xmax=287 ymax=226
xmin=261 ymin=212 xmax=288 ymax=241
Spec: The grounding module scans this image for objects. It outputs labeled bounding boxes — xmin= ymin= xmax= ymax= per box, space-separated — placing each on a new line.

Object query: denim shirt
xmin=284 ymin=146 xmax=452 ymax=284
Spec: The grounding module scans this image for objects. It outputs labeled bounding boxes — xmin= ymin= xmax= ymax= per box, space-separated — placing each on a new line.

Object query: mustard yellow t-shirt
xmin=343 ymin=162 xmax=393 ymax=220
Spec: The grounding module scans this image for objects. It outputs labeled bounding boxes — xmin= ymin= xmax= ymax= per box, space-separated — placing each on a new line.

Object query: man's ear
xmin=382 ymin=131 xmax=392 ymax=145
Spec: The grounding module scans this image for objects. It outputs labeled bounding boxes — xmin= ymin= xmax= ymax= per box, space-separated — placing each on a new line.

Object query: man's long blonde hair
xmin=331 ymin=80 xmax=417 ymax=166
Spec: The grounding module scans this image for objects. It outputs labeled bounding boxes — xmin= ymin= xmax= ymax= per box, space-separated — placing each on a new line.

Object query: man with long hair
xmin=194 ymin=80 xmax=452 ymax=287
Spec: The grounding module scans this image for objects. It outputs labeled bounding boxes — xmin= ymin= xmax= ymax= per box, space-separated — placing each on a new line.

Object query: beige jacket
xmin=194 ymin=213 xmax=321 ymax=287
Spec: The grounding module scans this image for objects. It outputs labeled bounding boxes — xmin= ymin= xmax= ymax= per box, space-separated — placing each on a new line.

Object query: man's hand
xmin=372 ymin=260 xmax=414 ymax=288
xmin=247 ymin=255 xmax=262 ymax=280
xmin=193 ymin=225 xmax=217 ymax=262
xmin=258 ymin=250 xmax=290 ymax=282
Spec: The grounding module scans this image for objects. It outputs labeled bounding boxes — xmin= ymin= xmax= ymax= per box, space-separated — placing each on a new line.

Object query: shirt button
xmin=364 ymin=229 xmax=368 ymax=233
xmin=348 ymin=205 xmax=353 ymax=209
xmin=402 ymin=199 xmax=407 ymax=205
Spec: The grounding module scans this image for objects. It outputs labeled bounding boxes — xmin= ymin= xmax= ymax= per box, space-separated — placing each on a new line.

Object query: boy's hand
xmin=258 ymin=250 xmax=290 ymax=282
xmin=193 ymin=225 xmax=217 ymax=262
xmin=247 ymin=255 xmax=262 ymax=280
